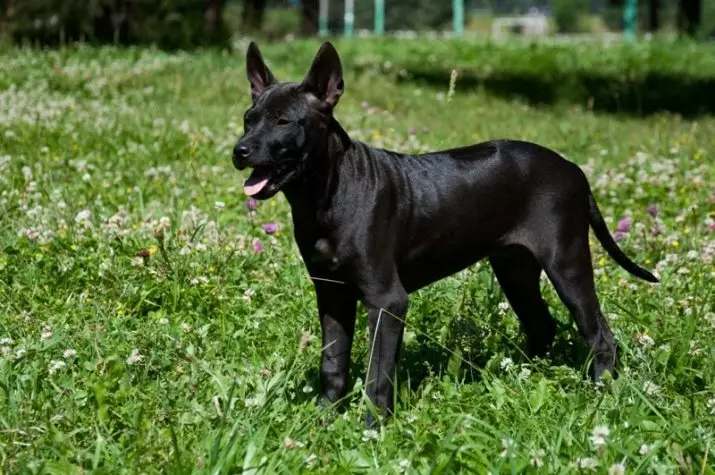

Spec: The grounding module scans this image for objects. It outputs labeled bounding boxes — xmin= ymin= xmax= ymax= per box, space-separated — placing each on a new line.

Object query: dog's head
xmin=233 ymin=41 xmax=345 ymax=200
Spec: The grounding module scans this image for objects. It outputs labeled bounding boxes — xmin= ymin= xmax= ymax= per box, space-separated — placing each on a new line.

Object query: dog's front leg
xmin=363 ymin=284 xmax=409 ymax=427
xmin=315 ymin=282 xmax=358 ymax=407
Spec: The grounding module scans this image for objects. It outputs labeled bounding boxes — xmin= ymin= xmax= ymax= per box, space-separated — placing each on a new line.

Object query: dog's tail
xmin=588 ymin=191 xmax=659 ymax=283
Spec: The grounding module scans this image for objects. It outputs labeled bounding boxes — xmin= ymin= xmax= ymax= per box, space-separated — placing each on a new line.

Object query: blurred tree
xmin=205 ymin=0 xmax=225 ymax=42
xmin=677 ymin=0 xmax=701 ymax=35
xmin=702 ymin=0 xmax=715 ymax=38
xmin=648 ymin=0 xmax=660 ymax=30
xmin=92 ymin=0 xmax=129 ymax=44
xmin=0 ymin=0 xmax=18 ymax=39
xmin=300 ymin=0 xmax=319 ymax=35
xmin=553 ymin=0 xmax=589 ymax=32
xmin=242 ymin=0 xmax=267 ymax=33
xmin=2 ymin=0 xmax=230 ymax=49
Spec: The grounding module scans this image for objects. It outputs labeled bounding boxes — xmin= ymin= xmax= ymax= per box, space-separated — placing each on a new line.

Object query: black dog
xmin=233 ymin=41 xmax=658 ymax=425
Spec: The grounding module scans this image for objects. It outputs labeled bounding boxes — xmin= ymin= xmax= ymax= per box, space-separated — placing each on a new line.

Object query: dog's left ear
xmin=300 ymin=41 xmax=344 ymax=110
xmin=246 ymin=41 xmax=277 ymax=102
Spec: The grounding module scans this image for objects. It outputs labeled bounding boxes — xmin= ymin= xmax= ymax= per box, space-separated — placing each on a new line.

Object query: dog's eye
xmin=277 ymin=118 xmax=292 ymax=126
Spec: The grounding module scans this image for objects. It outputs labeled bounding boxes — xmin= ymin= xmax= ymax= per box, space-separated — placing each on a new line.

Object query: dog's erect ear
xmin=300 ymin=41 xmax=344 ymax=109
xmin=246 ymin=41 xmax=277 ymax=102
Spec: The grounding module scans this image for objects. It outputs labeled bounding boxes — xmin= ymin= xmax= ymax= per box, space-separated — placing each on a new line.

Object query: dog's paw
xmin=316 ymin=397 xmax=341 ymax=426
xmin=365 ymin=411 xmax=380 ymax=429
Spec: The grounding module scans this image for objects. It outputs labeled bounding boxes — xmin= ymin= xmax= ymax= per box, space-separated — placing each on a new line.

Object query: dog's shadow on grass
xmin=396 ymin=318 xmax=590 ymax=391
xmin=298 ymin=316 xmax=590 ymax=408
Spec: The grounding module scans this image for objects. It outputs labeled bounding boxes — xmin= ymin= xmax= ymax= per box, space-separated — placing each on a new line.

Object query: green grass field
xmin=0 ymin=41 xmax=714 ymax=474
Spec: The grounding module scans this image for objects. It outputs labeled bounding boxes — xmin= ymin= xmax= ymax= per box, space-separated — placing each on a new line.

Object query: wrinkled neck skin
xmin=283 ymin=117 xmax=352 ymax=225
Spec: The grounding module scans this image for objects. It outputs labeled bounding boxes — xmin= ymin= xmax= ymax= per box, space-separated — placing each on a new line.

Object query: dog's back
xmin=334 ymin=139 xmax=588 ymax=291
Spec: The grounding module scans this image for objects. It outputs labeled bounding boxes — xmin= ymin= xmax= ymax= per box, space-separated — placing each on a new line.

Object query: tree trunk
xmin=204 ymin=0 xmax=224 ymax=40
xmin=678 ymin=0 xmax=702 ymax=36
xmin=241 ymin=0 xmax=266 ymax=33
xmin=648 ymin=0 xmax=659 ymax=31
xmin=300 ymin=0 xmax=320 ymax=36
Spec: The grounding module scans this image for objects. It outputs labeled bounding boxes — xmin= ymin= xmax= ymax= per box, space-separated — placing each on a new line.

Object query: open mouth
xmin=243 ymin=166 xmax=294 ymax=199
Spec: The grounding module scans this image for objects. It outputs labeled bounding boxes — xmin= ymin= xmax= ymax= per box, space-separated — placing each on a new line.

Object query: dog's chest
xmin=306 ymin=237 xmax=351 ymax=273
xmin=311 ymin=238 xmax=339 ymax=268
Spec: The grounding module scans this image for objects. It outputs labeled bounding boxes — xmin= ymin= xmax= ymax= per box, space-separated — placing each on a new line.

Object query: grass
xmin=259 ymin=38 xmax=715 ymax=116
xmin=0 ymin=40 xmax=714 ymax=473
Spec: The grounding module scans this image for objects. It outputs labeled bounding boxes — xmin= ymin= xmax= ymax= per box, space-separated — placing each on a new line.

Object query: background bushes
xmin=0 ymin=0 xmax=230 ymax=50
xmin=262 ymin=37 xmax=715 ymax=116
xmin=552 ymin=0 xmax=590 ymax=33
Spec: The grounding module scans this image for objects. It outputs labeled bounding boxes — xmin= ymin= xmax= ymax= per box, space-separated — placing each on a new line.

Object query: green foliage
xmin=552 ymin=0 xmax=590 ymax=33
xmin=700 ymin=0 xmax=715 ymax=39
xmin=263 ymin=37 xmax=715 ymax=116
xmin=0 ymin=40 xmax=714 ymax=472
xmin=259 ymin=7 xmax=302 ymax=41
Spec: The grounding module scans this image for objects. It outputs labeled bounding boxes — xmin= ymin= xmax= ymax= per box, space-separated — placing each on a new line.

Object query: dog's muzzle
xmin=232 ymin=142 xmax=251 ymax=170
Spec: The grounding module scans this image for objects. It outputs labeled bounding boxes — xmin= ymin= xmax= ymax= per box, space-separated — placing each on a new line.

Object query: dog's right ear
xmin=246 ymin=41 xmax=277 ymax=102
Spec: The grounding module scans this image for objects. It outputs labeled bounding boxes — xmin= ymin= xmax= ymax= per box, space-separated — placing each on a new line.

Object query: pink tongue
xmin=244 ymin=169 xmax=271 ymax=196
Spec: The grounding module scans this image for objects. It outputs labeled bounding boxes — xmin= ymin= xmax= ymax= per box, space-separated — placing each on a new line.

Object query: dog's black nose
xmin=235 ymin=144 xmax=251 ymax=158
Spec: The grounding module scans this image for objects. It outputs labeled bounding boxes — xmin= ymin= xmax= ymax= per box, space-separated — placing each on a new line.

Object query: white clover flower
xmin=500 ymin=437 xmax=515 ymax=458
xmin=643 ymin=380 xmax=661 ymax=396
xmin=49 ymin=360 xmax=66 ymax=374
xmin=590 ymin=425 xmax=610 ymax=448
xmin=636 ymin=333 xmax=655 ymax=347
xmin=500 ymin=357 xmax=514 ymax=371
xmin=362 ymin=429 xmax=379 ymax=441
xmin=244 ymin=396 xmax=262 ymax=407
xmin=530 ymin=449 xmax=545 ymax=468
xmin=242 ymin=288 xmax=255 ymax=302
xmin=608 ymin=463 xmax=625 ymax=475
xmin=689 ymin=341 xmax=703 ymax=356
xmin=518 ymin=366 xmax=531 ymax=380
xmin=707 ymin=398 xmax=715 ymax=415
xmin=74 ymin=209 xmax=92 ymax=227
xmin=575 ymin=457 xmax=597 ymax=470
xmin=63 ymin=349 xmax=77 ymax=359
xmin=189 ymin=276 xmax=209 ymax=286
xmin=126 ymin=349 xmax=143 ymax=365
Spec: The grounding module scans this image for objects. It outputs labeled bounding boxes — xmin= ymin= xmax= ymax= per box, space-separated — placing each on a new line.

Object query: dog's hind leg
xmin=489 ymin=246 xmax=557 ymax=357
xmin=538 ymin=230 xmax=619 ymax=381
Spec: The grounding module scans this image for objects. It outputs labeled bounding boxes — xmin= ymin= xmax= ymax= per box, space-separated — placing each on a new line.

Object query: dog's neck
xmin=283 ymin=117 xmax=353 ymax=222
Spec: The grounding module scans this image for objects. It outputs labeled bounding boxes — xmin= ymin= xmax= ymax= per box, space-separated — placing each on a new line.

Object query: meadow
xmin=0 ymin=39 xmax=714 ymax=474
